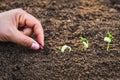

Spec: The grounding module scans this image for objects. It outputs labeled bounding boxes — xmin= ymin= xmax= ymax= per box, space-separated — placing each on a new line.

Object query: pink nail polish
xmin=31 ymin=43 xmax=40 ymax=50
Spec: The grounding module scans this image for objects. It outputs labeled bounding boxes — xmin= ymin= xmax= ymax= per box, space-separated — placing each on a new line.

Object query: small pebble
xmin=109 ymin=8 xmax=117 ymax=13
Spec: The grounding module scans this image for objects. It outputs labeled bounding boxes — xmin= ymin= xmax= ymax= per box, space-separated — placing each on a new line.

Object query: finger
xmin=22 ymin=28 xmax=33 ymax=36
xmin=16 ymin=9 xmax=44 ymax=46
xmin=11 ymin=28 xmax=40 ymax=50
xmin=33 ymin=23 xmax=44 ymax=46
xmin=25 ymin=15 xmax=44 ymax=46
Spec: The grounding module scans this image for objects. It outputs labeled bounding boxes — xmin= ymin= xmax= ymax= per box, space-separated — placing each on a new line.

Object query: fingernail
xmin=31 ymin=43 xmax=40 ymax=50
xmin=39 ymin=44 xmax=44 ymax=50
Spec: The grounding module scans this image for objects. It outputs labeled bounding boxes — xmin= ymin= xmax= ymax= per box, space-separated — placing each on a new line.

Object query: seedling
xmin=104 ymin=31 xmax=114 ymax=51
xmin=80 ymin=36 xmax=89 ymax=51
xmin=61 ymin=45 xmax=72 ymax=53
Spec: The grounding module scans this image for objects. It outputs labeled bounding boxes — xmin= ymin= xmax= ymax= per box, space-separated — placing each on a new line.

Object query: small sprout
xmin=104 ymin=31 xmax=114 ymax=51
xmin=61 ymin=45 xmax=72 ymax=53
xmin=80 ymin=36 xmax=89 ymax=51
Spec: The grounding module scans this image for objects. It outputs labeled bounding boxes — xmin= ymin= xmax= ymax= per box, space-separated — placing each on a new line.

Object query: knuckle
xmin=15 ymin=8 xmax=26 ymax=14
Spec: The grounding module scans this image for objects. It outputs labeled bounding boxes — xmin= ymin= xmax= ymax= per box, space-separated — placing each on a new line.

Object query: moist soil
xmin=0 ymin=0 xmax=120 ymax=80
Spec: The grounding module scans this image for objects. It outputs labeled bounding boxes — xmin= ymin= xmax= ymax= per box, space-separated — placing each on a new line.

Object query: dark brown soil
xmin=0 ymin=0 xmax=120 ymax=80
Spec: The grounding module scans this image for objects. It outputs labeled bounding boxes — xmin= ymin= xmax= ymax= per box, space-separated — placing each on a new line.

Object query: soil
xmin=0 ymin=0 xmax=120 ymax=80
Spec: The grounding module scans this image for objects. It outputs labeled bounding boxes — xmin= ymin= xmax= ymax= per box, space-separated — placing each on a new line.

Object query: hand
xmin=0 ymin=8 xmax=44 ymax=50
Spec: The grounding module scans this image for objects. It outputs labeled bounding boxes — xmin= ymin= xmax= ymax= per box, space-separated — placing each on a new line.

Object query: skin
xmin=0 ymin=8 xmax=44 ymax=50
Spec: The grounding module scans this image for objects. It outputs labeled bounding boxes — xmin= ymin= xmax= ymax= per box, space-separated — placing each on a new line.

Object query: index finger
xmin=17 ymin=9 xmax=44 ymax=46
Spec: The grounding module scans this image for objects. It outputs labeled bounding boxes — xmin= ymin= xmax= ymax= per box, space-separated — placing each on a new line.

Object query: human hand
xmin=0 ymin=8 xmax=44 ymax=50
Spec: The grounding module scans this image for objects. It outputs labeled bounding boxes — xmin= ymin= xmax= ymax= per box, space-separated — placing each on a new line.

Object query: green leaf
xmin=80 ymin=36 xmax=89 ymax=50
xmin=107 ymin=31 xmax=114 ymax=40
xmin=80 ymin=37 xmax=88 ymax=44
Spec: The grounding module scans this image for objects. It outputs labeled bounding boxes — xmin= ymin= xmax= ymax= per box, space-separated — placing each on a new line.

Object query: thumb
xmin=11 ymin=29 xmax=40 ymax=50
